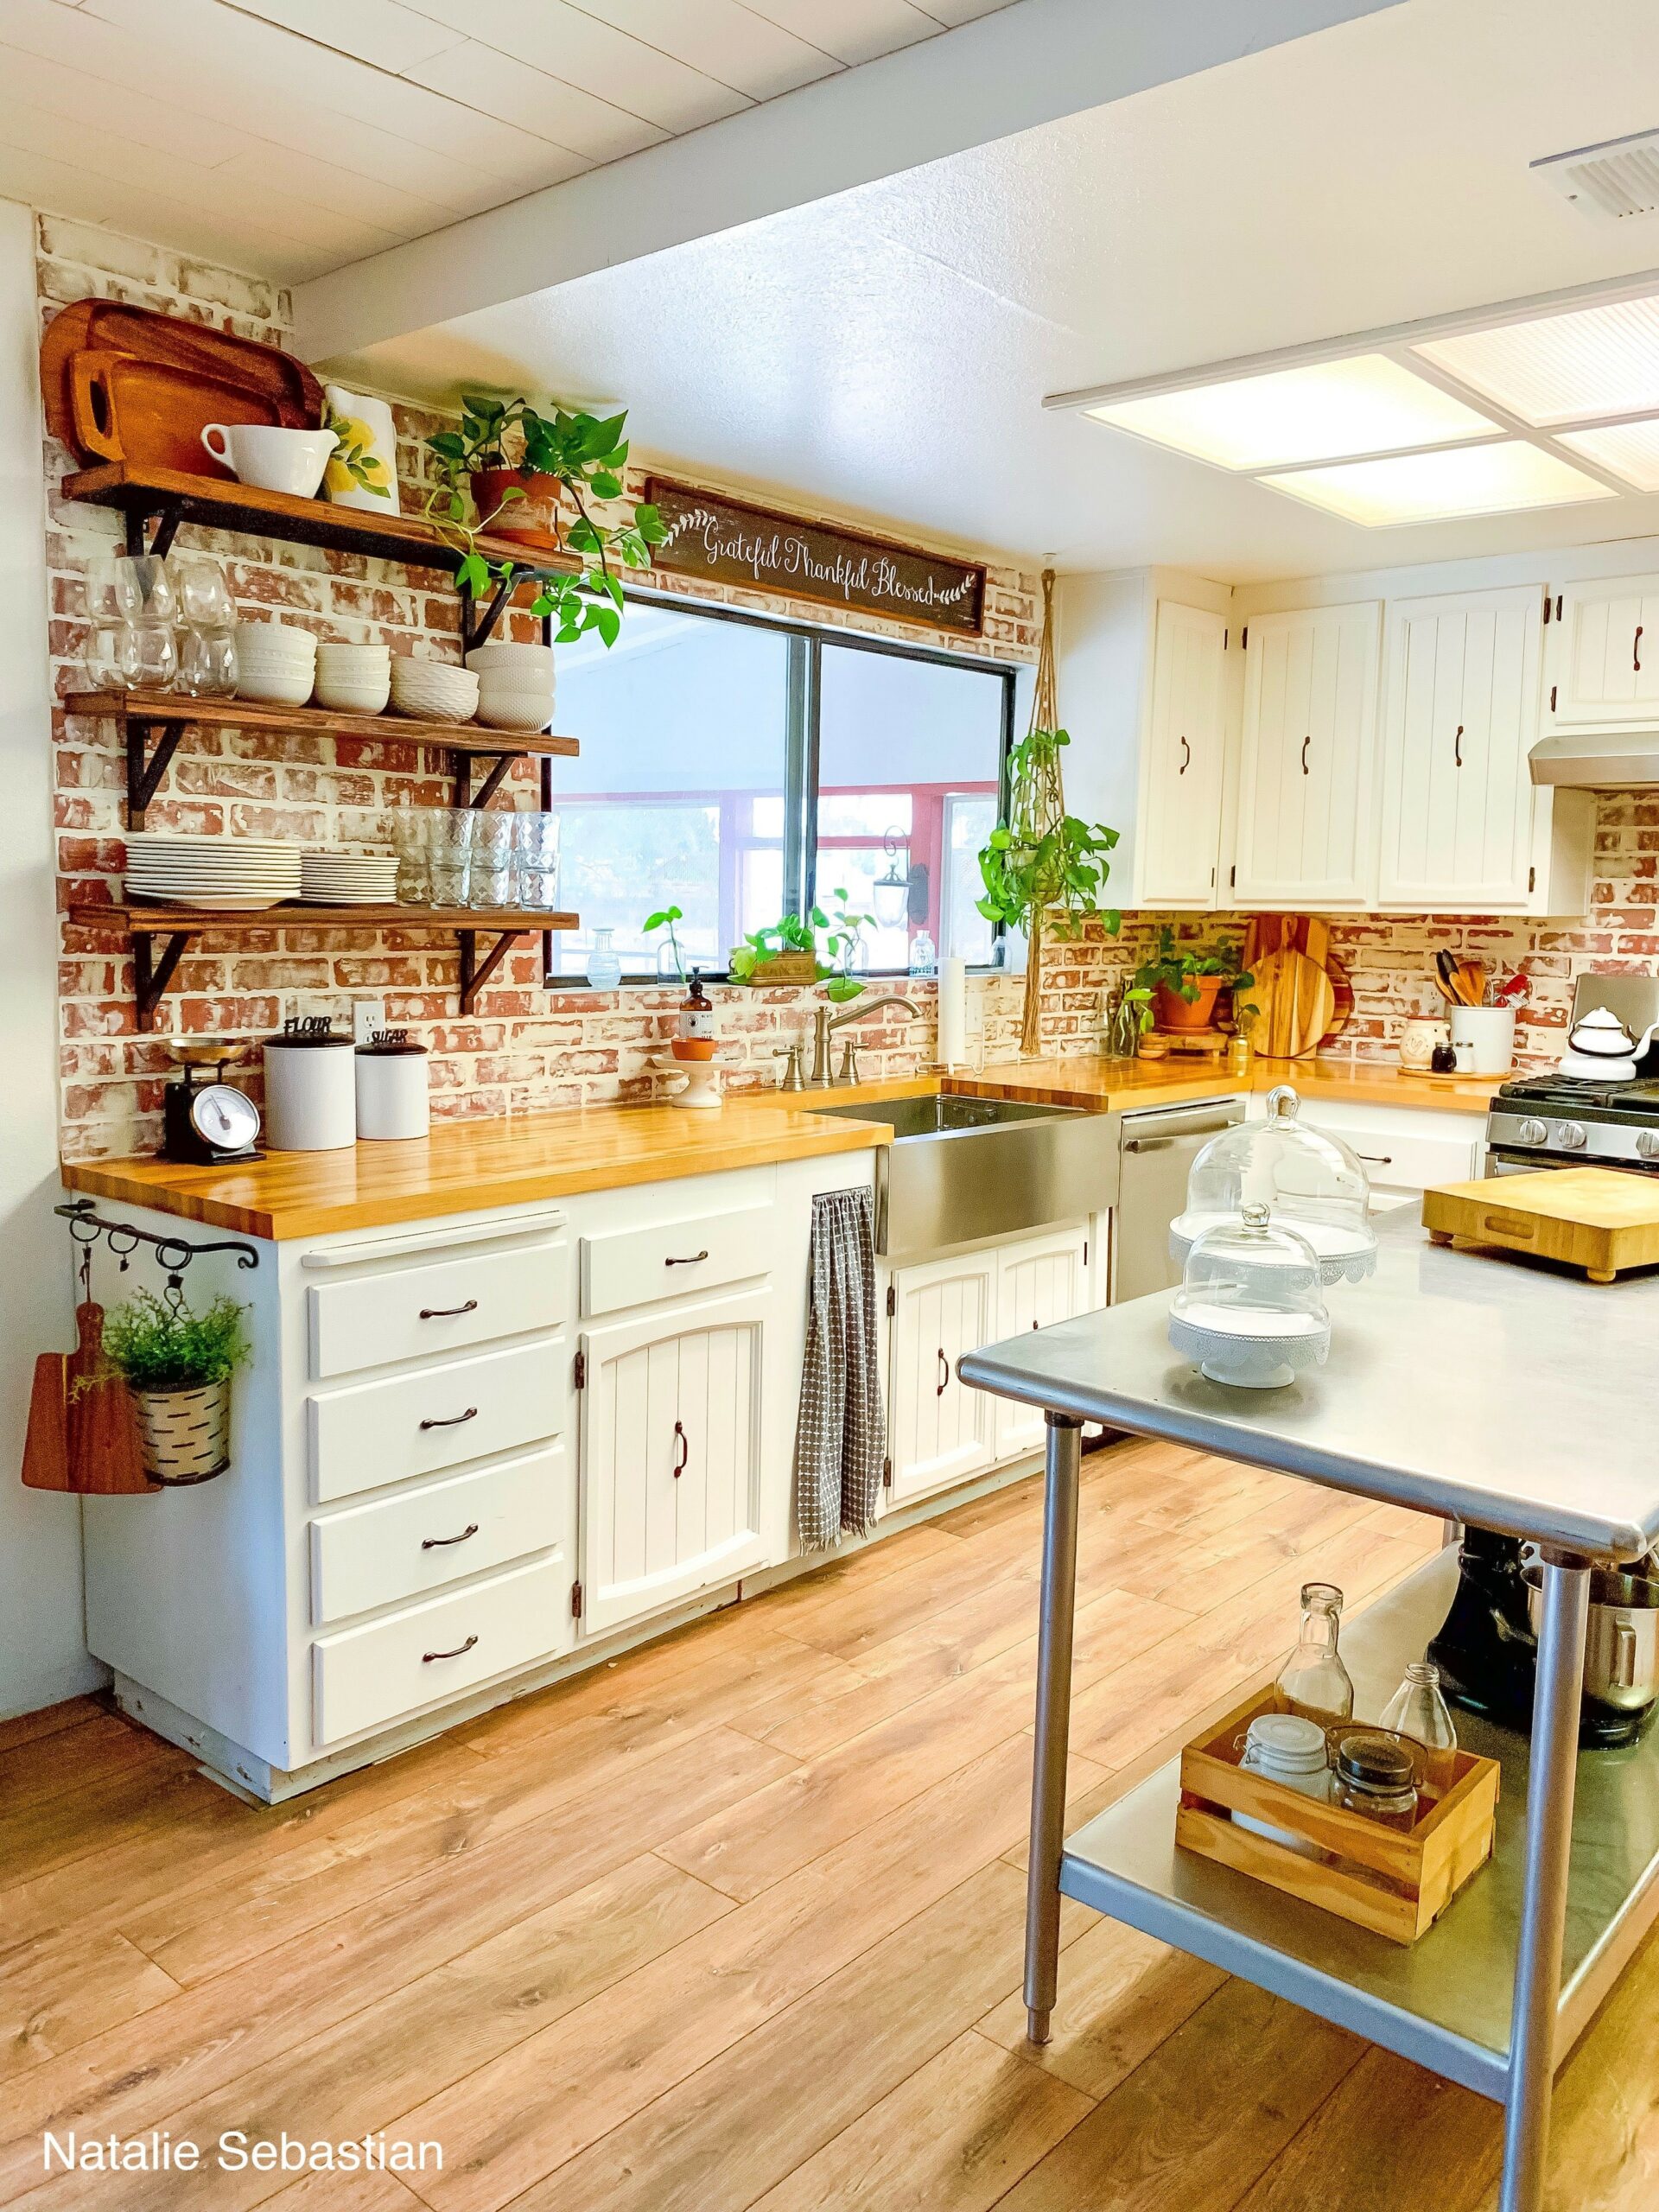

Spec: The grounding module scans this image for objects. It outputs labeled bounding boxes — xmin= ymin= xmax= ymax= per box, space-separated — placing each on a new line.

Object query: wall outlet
xmin=353 ymin=1000 xmax=386 ymax=1046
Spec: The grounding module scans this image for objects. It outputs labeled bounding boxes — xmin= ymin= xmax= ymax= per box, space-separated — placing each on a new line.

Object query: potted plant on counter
xmin=98 ymin=1284 xmax=251 ymax=1485
xmin=1133 ymin=927 xmax=1254 ymax=1033
xmin=424 ymin=396 xmax=664 ymax=648
xmin=728 ymin=892 xmax=874 ymax=1001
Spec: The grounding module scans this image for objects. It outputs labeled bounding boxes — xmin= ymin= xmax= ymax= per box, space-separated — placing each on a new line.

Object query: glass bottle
xmin=909 ymin=930 xmax=938 ymax=977
xmin=1380 ymin=1661 xmax=1458 ymax=1789
xmin=1275 ymin=1580 xmax=1355 ymax=1725
xmin=675 ymin=967 xmax=716 ymax=1060
xmin=587 ymin=926 xmax=622 ymax=991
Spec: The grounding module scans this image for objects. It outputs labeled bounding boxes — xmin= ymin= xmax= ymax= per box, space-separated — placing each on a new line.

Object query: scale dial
xmin=190 ymin=1083 xmax=262 ymax=1153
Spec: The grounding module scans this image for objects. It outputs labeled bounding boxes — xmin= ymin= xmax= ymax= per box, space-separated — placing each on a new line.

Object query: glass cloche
xmin=1168 ymin=1203 xmax=1332 ymax=1389
xmin=1170 ymin=1084 xmax=1377 ymax=1285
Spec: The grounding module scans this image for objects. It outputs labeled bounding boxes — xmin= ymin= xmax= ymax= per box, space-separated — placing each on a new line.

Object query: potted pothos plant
xmin=1133 ymin=926 xmax=1254 ymax=1033
xmin=728 ymin=893 xmax=874 ymax=1002
xmin=976 ymin=726 xmax=1122 ymax=1056
xmin=424 ymin=396 xmax=664 ymax=647
xmin=98 ymin=1286 xmax=251 ymax=1486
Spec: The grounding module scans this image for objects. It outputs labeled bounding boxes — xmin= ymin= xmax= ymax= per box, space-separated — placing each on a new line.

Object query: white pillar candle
xmin=938 ymin=957 xmax=967 ymax=1068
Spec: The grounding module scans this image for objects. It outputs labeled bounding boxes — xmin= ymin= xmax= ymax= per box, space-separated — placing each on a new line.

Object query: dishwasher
xmin=1112 ymin=1093 xmax=1246 ymax=1302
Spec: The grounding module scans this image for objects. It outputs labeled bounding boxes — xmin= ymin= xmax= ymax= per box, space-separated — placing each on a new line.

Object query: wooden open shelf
xmin=64 ymin=691 xmax=579 ymax=823
xmin=61 ymin=461 xmax=581 ymax=580
xmin=69 ymin=901 xmax=579 ymax=1028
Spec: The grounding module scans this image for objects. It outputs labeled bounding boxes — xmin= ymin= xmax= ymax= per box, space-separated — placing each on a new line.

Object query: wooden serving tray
xmin=1176 ymin=1685 xmax=1500 ymax=1944
xmin=1423 ymin=1166 xmax=1659 ymax=1285
xmin=69 ymin=348 xmax=285 ymax=477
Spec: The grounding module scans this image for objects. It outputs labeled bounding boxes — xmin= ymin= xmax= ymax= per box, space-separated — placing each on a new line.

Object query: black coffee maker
xmin=1429 ymin=1529 xmax=1659 ymax=1750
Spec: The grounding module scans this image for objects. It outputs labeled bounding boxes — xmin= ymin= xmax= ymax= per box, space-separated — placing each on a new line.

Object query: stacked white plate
xmin=300 ymin=852 xmax=399 ymax=905
xmin=125 ymin=834 xmax=302 ymax=912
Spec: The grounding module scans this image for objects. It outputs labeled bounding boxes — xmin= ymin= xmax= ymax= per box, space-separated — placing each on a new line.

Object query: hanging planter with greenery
xmin=98 ymin=1284 xmax=251 ymax=1486
xmin=976 ymin=572 xmax=1122 ymax=1056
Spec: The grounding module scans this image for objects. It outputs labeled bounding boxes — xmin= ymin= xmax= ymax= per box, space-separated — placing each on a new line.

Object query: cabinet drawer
xmin=309 ymin=1443 xmax=566 ymax=1625
xmin=308 ymin=1241 xmax=565 ymax=1379
xmin=312 ymin=1554 xmax=566 ymax=1745
xmin=308 ymin=1338 xmax=563 ymax=1503
xmin=1342 ymin=1122 xmax=1481 ymax=1193
xmin=581 ymin=1203 xmax=772 ymax=1316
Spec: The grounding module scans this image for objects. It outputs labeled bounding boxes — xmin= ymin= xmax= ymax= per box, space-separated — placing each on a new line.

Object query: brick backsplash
xmin=39 ymin=218 xmax=1655 ymax=1161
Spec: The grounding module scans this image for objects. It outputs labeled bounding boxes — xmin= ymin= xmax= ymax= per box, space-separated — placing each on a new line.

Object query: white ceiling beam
xmin=294 ymin=0 xmax=1409 ymax=364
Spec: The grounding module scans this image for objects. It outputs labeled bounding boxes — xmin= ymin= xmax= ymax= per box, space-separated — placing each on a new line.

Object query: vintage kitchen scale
xmin=160 ymin=1040 xmax=264 ymax=1165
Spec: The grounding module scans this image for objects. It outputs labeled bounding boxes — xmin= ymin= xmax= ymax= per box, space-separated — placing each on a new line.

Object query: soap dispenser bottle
xmin=673 ymin=967 xmax=717 ymax=1062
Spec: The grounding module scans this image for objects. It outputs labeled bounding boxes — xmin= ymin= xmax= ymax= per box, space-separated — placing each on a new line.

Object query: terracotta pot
xmin=1155 ymin=975 xmax=1224 ymax=1031
xmin=132 ymin=1380 xmax=232 ymax=1485
xmin=469 ymin=467 xmax=566 ymax=546
xmin=671 ymin=1036 xmax=716 ymax=1062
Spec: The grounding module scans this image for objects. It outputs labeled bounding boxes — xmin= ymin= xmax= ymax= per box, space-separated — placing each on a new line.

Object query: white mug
xmin=201 ymin=423 xmax=336 ymax=499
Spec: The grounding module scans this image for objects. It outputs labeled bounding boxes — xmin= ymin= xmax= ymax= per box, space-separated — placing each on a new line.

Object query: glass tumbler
xmin=82 ymin=622 xmax=138 ymax=690
xmin=122 ymin=621 xmax=179 ymax=692
xmin=391 ymin=810 xmax=434 ymax=906
xmin=178 ymin=626 xmax=238 ymax=698
xmin=117 ymin=555 xmax=177 ymax=626
xmin=467 ymin=810 xmax=514 ymax=910
xmin=86 ymin=554 xmax=142 ymax=625
xmin=512 ymin=810 xmax=561 ymax=911
xmin=428 ymin=809 xmax=474 ymax=909
xmin=175 ymin=557 xmax=233 ymax=629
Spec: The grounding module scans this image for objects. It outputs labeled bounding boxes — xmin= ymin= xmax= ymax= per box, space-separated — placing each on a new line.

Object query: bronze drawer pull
xmin=1637 ymin=623 xmax=1644 ymax=673
xmin=421 ymin=1522 xmax=479 ymax=1550
xmin=664 ymin=1249 xmax=709 ymax=1266
xmin=1357 ymin=1153 xmax=1393 ymax=1166
xmin=1178 ymin=734 xmax=1191 ymax=775
xmin=420 ymin=1299 xmax=479 ymax=1319
xmin=1300 ymin=734 xmax=1311 ymax=776
xmin=937 ymin=1347 xmax=950 ymax=1396
xmin=672 ymin=1419 xmax=689 ymax=1478
xmin=1453 ymin=722 xmax=1464 ymax=767
xmin=419 ymin=1406 xmax=478 ymax=1430
xmin=423 ymin=1635 xmax=479 ymax=1662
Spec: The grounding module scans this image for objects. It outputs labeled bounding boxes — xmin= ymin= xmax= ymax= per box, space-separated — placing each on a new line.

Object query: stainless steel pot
xmin=1524 ymin=1563 xmax=1659 ymax=1714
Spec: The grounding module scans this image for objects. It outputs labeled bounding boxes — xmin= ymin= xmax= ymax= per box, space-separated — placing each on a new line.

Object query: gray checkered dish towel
xmin=794 ymin=1187 xmax=887 ymax=1550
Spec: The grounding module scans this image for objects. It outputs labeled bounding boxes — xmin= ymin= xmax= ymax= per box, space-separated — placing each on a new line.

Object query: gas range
xmin=1485 ymin=975 xmax=1659 ymax=1174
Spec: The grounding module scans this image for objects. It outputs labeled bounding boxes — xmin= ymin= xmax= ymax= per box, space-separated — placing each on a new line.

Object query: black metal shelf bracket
xmin=122 ymin=500 xmax=182 ymax=562
xmin=56 ymin=1198 xmax=260 ymax=1272
xmin=132 ymin=928 xmax=195 ymax=1032
xmin=125 ymin=709 xmax=189 ymax=829
xmin=457 ymin=927 xmax=524 ymax=1014
xmin=458 ymin=559 xmax=561 ymax=654
xmin=452 ymin=751 xmax=519 ymax=810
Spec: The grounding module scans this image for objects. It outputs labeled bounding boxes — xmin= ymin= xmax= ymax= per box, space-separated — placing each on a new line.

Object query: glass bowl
xmin=1170 ymin=1084 xmax=1377 ymax=1285
xmin=1168 ymin=1202 xmax=1332 ymax=1389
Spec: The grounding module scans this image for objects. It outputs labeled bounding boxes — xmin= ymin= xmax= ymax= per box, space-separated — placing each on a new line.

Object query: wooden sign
xmin=643 ymin=478 xmax=985 ymax=636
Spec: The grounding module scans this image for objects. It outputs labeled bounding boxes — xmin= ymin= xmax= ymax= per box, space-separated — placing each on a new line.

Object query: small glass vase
xmin=588 ymin=926 xmax=622 ymax=991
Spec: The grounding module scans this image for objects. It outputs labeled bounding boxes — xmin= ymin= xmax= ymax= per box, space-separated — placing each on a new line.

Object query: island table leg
xmin=1025 ymin=1410 xmax=1083 ymax=2046
xmin=1499 ymin=1550 xmax=1590 ymax=2212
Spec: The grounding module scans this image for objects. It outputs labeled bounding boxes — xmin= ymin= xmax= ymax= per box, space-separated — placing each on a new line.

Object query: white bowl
xmin=466 ymin=641 xmax=556 ymax=674
xmin=236 ymin=667 xmax=315 ymax=706
xmin=316 ymin=640 xmax=390 ymax=663
xmin=390 ymin=661 xmax=480 ymax=722
xmin=234 ymin=620 xmax=316 ymax=663
xmin=314 ymin=676 xmax=391 ymax=715
xmin=475 ymin=692 xmax=555 ymax=731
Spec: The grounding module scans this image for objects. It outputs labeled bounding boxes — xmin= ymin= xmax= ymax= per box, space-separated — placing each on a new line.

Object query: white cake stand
xmin=650 ymin=1054 xmax=724 ymax=1109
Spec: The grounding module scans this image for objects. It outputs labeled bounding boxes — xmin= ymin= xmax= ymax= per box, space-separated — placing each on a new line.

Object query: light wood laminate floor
xmin=3 ymin=1439 xmax=1655 ymax=2212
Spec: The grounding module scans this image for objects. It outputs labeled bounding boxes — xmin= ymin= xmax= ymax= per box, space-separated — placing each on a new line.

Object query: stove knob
xmin=1515 ymin=1117 xmax=1549 ymax=1146
xmin=1554 ymin=1121 xmax=1588 ymax=1151
xmin=1637 ymin=1130 xmax=1659 ymax=1161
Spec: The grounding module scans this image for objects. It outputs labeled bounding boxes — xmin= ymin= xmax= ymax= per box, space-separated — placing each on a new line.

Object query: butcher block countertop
xmin=61 ymin=1052 xmax=1496 ymax=1243
xmin=60 ymin=1094 xmax=893 ymax=1242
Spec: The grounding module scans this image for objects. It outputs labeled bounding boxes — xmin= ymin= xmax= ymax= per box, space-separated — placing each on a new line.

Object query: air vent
xmin=1533 ymin=129 xmax=1659 ymax=223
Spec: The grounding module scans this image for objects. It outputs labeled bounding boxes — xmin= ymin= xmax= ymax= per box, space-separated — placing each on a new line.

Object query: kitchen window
xmin=547 ymin=599 xmax=1015 ymax=982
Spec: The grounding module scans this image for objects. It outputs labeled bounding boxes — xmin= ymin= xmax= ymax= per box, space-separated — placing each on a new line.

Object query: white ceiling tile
xmin=223 ymin=0 xmax=467 ymax=72
xmin=0 ymin=39 xmax=251 ymax=168
xmin=736 ymin=1 xmax=941 ymax=68
xmin=401 ymin=39 xmax=664 ymax=162
xmin=565 ymin=0 xmax=840 ymax=99
xmin=914 ymin=0 xmax=1013 ymax=21
xmin=216 ymin=141 xmax=461 ymax=239
xmin=401 ymin=0 xmax=752 ymax=131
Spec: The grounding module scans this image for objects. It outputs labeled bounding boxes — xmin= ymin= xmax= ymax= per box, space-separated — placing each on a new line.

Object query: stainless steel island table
xmin=958 ymin=1228 xmax=1659 ymax=2212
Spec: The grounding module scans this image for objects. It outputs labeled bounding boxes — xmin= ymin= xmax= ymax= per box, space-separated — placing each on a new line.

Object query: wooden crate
xmin=1150 ymin=1026 xmax=1230 ymax=1057
xmin=1423 ymin=1166 xmax=1659 ymax=1285
xmin=1175 ymin=1685 xmax=1500 ymax=1944
xmin=728 ymin=950 xmax=818 ymax=986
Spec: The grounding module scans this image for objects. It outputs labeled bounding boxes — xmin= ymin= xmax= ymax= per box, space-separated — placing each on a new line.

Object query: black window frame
xmin=540 ymin=588 xmax=1020 ymax=988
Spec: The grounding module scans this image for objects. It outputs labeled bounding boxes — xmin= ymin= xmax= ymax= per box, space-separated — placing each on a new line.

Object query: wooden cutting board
xmin=69 ymin=349 xmax=287 ymax=478
xmin=21 ymin=1303 xmax=156 ymax=1493
xmin=1424 ymin=1168 xmax=1659 ymax=1284
xmin=1243 ymin=945 xmax=1336 ymax=1058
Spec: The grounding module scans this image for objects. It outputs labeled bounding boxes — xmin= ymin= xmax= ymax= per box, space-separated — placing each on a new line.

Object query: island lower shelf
xmin=1060 ymin=1548 xmax=1659 ymax=2101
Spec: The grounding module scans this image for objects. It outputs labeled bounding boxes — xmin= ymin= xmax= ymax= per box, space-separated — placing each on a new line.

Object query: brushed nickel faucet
xmin=808 ymin=995 xmax=924 ymax=1087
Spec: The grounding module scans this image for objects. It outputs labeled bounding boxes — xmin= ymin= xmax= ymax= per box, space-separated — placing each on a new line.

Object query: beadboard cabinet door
xmin=578 ymin=1288 xmax=769 ymax=1637
xmin=991 ymin=1225 xmax=1093 ymax=1463
xmin=1378 ymin=586 xmax=1542 ymax=911
xmin=1548 ymin=574 xmax=1659 ymax=726
xmin=1232 ymin=602 xmax=1381 ymax=907
xmin=887 ymin=1250 xmax=996 ymax=1507
xmin=1141 ymin=601 xmax=1230 ymax=906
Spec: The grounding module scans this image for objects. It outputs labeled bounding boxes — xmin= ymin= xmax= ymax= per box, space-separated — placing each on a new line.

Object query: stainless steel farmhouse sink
xmin=806 ymin=1091 xmax=1120 ymax=1257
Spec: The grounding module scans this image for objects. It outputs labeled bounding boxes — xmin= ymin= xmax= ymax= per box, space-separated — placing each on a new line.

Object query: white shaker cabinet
xmin=1546 ymin=573 xmax=1659 ymax=726
xmin=577 ymin=1287 xmax=771 ymax=1637
xmin=887 ymin=1249 xmax=997 ymax=1506
xmin=990 ymin=1225 xmax=1093 ymax=1463
xmin=1141 ymin=600 xmax=1230 ymax=905
xmin=1231 ymin=602 xmax=1381 ymax=908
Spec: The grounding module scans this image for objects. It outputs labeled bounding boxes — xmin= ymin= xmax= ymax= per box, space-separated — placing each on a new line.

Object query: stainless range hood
xmin=1529 ymin=728 xmax=1659 ymax=787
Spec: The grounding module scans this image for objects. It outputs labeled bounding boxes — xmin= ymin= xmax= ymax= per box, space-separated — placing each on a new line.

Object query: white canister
xmin=1447 ymin=1004 xmax=1516 ymax=1077
xmin=355 ymin=1034 xmax=430 ymax=1140
xmin=263 ymin=1025 xmax=358 ymax=1151
xmin=1235 ymin=1711 xmax=1332 ymax=1857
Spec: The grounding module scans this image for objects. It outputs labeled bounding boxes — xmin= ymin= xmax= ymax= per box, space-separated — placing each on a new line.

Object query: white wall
xmin=0 ymin=196 xmax=101 ymax=1719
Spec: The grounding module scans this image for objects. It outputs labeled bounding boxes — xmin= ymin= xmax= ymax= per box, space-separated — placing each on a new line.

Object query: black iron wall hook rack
xmin=55 ymin=1199 xmax=261 ymax=1274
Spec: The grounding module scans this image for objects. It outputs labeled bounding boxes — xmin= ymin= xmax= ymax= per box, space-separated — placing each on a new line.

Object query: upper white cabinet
xmin=1058 ymin=569 xmax=1234 ymax=911
xmin=1547 ymin=573 xmax=1659 ymax=726
xmin=1232 ymin=601 xmax=1381 ymax=909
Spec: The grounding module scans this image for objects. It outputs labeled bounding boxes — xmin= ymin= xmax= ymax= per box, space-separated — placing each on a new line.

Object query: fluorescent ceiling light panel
xmin=1414 ymin=294 xmax=1659 ymax=425
xmin=1083 ymin=353 xmax=1497 ymax=471
xmin=1262 ymin=442 xmax=1617 ymax=527
xmin=1556 ymin=416 xmax=1659 ymax=491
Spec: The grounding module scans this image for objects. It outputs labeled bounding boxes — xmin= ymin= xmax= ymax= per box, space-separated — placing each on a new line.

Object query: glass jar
xmin=1331 ymin=1729 xmax=1420 ymax=1829
xmin=587 ymin=926 xmax=622 ymax=991
xmin=1236 ymin=1711 xmax=1332 ymax=1857
xmin=1380 ymin=1661 xmax=1459 ymax=1789
xmin=1172 ymin=1084 xmax=1378 ymax=1285
xmin=1168 ymin=1203 xmax=1332 ymax=1389
xmin=1275 ymin=1580 xmax=1355 ymax=1726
